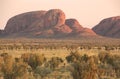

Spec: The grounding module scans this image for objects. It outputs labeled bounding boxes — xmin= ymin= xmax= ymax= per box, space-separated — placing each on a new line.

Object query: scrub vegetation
xmin=0 ymin=38 xmax=120 ymax=79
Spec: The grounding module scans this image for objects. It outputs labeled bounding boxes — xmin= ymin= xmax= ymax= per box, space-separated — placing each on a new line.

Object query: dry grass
xmin=0 ymin=38 xmax=120 ymax=79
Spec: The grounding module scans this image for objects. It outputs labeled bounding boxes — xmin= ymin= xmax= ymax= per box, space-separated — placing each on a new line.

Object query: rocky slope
xmin=1 ymin=9 xmax=96 ymax=38
xmin=92 ymin=16 xmax=120 ymax=38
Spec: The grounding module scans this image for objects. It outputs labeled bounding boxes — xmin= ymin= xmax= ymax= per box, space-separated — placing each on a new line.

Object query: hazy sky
xmin=0 ymin=0 xmax=120 ymax=29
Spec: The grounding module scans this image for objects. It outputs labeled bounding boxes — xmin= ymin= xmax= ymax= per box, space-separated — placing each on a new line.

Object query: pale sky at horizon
xmin=0 ymin=0 xmax=120 ymax=29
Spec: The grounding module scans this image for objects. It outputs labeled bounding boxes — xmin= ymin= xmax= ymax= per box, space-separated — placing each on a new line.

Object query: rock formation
xmin=65 ymin=19 xmax=83 ymax=33
xmin=92 ymin=16 xmax=120 ymax=38
xmin=4 ymin=11 xmax=46 ymax=34
xmin=1 ymin=9 xmax=96 ymax=38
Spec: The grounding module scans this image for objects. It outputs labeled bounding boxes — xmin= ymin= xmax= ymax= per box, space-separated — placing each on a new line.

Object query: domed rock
xmin=92 ymin=16 xmax=120 ymax=38
xmin=1 ymin=9 xmax=97 ymax=38
xmin=27 ymin=9 xmax=66 ymax=32
xmin=4 ymin=11 xmax=46 ymax=34
xmin=65 ymin=19 xmax=83 ymax=32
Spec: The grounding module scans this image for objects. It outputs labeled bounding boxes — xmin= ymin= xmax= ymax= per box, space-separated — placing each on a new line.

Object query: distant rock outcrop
xmin=1 ymin=9 xmax=96 ymax=38
xmin=92 ymin=16 xmax=120 ymax=38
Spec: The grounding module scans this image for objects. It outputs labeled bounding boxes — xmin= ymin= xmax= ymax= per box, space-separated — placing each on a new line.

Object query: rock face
xmin=4 ymin=11 xmax=46 ymax=34
xmin=65 ymin=19 xmax=96 ymax=36
xmin=0 ymin=30 xmax=4 ymax=35
xmin=92 ymin=16 xmax=120 ymax=38
xmin=44 ymin=9 xmax=65 ymax=28
xmin=1 ymin=9 xmax=96 ymax=38
xmin=79 ymin=28 xmax=97 ymax=36
xmin=65 ymin=19 xmax=83 ymax=33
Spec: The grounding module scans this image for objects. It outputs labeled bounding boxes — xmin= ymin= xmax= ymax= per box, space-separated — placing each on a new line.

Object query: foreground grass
xmin=0 ymin=48 xmax=120 ymax=79
xmin=0 ymin=38 xmax=119 ymax=79
xmin=0 ymin=48 xmax=120 ymax=57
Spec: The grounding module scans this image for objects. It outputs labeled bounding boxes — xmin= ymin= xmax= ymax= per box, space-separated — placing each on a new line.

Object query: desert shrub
xmin=45 ymin=57 xmax=63 ymax=69
xmin=0 ymin=57 xmax=4 ymax=78
xmin=12 ymin=61 xmax=29 ymax=79
xmin=1 ymin=54 xmax=14 ymax=79
xmin=81 ymin=54 xmax=89 ymax=62
xmin=98 ymin=52 xmax=109 ymax=64
xmin=0 ymin=57 xmax=4 ymax=71
xmin=98 ymin=63 xmax=116 ymax=78
xmin=66 ymin=52 xmax=98 ymax=79
xmin=21 ymin=53 xmax=30 ymax=62
xmin=98 ymin=52 xmax=119 ymax=65
xmin=21 ymin=53 xmax=46 ymax=70
xmin=66 ymin=51 xmax=82 ymax=63
xmin=72 ymin=57 xmax=98 ymax=79
xmin=0 ymin=53 xmax=9 ymax=57
xmin=35 ymin=66 xmax=52 ymax=78
xmin=98 ymin=53 xmax=120 ymax=78
xmin=0 ymin=53 xmax=30 ymax=79
xmin=66 ymin=51 xmax=91 ymax=64
xmin=0 ymin=53 xmax=37 ymax=79
xmin=85 ymin=57 xmax=98 ymax=79
xmin=110 ymin=55 xmax=120 ymax=78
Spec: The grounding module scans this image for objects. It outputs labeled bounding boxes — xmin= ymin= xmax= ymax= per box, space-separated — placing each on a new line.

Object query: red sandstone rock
xmin=1 ymin=9 xmax=97 ymax=38
xmin=4 ymin=11 xmax=46 ymax=34
xmin=65 ymin=19 xmax=83 ymax=33
xmin=92 ymin=16 xmax=120 ymax=38
xmin=53 ymin=24 xmax=72 ymax=34
xmin=44 ymin=9 xmax=65 ymax=28
xmin=79 ymin=28 xmax=96 ymax=36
